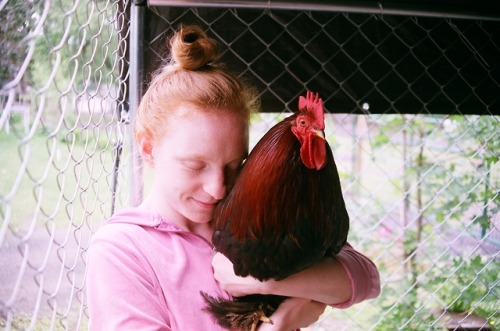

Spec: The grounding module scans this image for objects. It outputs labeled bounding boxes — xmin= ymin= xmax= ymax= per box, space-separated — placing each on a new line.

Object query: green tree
xmin=29 ymin=0 xmax=121 ymax=91
xmin=0 ymin=0 xmax=37 ymax=88
xmin=371 ymin=114 xmax=499 ymax=329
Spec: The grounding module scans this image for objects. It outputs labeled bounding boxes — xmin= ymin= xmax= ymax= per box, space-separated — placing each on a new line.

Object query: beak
xmin=313 ymin=129 xmax=325 ymax=140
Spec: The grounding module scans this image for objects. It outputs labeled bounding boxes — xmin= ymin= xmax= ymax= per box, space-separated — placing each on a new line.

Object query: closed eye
xmin=182 ymin=161 xmax=206 ymax=171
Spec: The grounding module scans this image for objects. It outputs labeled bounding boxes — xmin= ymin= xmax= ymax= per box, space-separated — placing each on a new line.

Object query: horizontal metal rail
xmin=147 ymin=0 xmax=500 ymax=21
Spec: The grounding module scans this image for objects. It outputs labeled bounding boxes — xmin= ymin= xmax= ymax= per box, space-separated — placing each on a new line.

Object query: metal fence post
xmin=128 ymin=0 xmax=146 ymax=206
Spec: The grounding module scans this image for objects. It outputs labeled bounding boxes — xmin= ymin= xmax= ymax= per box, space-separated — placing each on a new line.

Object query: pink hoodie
xmin=86 ymin=208 xmax=379 ymax=330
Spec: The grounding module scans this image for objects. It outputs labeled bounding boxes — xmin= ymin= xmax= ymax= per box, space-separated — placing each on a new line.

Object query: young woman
xmin=86 ymin=25 xmax=380 ymax=331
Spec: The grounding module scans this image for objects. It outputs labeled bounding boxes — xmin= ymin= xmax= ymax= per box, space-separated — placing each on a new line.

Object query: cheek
xmin=156 ymin=166 xmax=191 ymax=192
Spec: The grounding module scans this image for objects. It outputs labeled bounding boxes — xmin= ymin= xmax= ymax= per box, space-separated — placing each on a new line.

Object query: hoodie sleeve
xmin=330 ymin=242 xmax=380 ymax=309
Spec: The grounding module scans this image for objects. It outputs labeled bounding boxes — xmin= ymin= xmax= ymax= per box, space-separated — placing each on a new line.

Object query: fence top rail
xmin=146 ymin=0 xmax=500 ymax=21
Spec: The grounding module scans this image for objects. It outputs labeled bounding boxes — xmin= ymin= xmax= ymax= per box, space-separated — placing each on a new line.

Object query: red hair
xmin=135 ymin=25 xmax=259 ymax=142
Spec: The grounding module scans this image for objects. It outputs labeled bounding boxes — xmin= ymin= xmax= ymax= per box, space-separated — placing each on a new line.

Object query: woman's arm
xmin=212 ymin=242 xmax=380 ymax=307
xmin=330 ymin=242 xmax=381 ymax=308
xmin=257 ymin=297 xmax=326 ymax=331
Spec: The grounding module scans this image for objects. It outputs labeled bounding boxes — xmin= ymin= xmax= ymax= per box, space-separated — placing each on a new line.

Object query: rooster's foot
xmin=249 ymin=314 xmax=273 ymax=331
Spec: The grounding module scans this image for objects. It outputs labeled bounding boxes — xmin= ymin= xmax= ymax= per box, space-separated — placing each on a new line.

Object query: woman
xmin=86 ymin=25 xmax=380 ymax=331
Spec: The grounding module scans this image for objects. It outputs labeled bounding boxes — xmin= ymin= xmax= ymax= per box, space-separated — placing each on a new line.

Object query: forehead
xmin=173 ymin=104 xmax=247 ymax=133
xmin=162 ymin=105 xmax=249 ymax=158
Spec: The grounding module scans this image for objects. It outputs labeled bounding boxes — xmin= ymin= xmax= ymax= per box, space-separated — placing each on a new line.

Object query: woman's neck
xmin=138 ymin=195 xmax=215 ymax=243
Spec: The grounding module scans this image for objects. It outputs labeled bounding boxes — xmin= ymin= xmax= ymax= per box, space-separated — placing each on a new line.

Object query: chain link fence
xmin=1 ymin=1 xmax=499 ymax=330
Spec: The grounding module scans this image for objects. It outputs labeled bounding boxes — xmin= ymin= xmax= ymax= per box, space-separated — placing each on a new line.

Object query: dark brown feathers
xmin=202 ymin=91 xmax=350 ymax=331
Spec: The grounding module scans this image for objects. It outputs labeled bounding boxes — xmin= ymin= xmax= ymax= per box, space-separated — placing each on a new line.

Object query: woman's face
xmin=147 ymin=105 xmax=249 ymax=229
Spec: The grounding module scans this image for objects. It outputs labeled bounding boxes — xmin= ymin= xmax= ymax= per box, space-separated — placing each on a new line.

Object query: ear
xmin=137 ymin=132 xmax=155 ymax=167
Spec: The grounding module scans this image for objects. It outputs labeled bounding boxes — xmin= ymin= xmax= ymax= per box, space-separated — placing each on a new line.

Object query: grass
xmin=0 ymin=120 xmax=125 ymax=234
xmin=0 ymin=314 xmax=87 ymax=331
xmin=1 ymin=117 xmax=125 ymax=330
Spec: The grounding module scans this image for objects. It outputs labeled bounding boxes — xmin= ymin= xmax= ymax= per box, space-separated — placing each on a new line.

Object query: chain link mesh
xmin=1 ymin=2 xmax=498 ymax=330
xmin=1 ymin=0 xmax=130 ymax=329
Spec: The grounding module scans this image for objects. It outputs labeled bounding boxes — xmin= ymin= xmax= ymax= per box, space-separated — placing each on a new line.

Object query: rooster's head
xmin=291 ymin=91 xmax=327 ymax=170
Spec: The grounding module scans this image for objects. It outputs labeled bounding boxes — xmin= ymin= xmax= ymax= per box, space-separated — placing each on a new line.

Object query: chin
xmin=191 ymin=212 xmax=214 ymax=224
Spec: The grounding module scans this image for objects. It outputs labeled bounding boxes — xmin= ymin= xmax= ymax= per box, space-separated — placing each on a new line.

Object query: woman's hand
xmin=212 ymin=253 xmax=326 ymax=330
xmin=212 ymin=252 xmax=265 ymax=297
xmin=258 ymin=297 xmax=326 ymax=331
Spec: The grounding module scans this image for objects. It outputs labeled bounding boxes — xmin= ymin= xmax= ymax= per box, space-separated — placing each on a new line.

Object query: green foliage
xmin=383 ymin=115 xmax=499 ymax=233
xmin=375 ymin=279 xmax=438 ymax=331
xmin=441 ymin=116 xmax=499 ymax=232
xmin=0 ymin=0 xmax=38 ymax=85
xmin=367 ymin=114 xmax=499 ymax=329
xmin=429 ymin=255 xmax=499 ymax=328
xmin=29 ymin=0 xmax=120 ymax=90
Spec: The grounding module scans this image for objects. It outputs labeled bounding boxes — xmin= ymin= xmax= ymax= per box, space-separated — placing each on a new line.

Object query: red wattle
xmin=300 ymin=134 xmax=326 ymax=170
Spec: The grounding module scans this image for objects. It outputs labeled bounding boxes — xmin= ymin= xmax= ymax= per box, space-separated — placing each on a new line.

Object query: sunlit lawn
xmin=0 ymin=120 xmax=124 ymax=236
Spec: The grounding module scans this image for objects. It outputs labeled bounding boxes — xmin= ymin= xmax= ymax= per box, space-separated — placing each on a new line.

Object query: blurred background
xmin=1 ymin=1 xmax=498 ymax=330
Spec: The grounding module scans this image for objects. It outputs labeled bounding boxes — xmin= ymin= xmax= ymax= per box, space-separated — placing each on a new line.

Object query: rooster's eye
xmin=299 ymin=119 xmax=307 ymax=126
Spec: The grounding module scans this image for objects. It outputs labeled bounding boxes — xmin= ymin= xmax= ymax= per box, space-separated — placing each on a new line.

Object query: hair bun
xmin=170 ymin=25 xmax=219 ymax=70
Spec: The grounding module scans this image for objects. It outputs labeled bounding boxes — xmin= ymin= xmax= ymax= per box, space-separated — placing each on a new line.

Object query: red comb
xmin=298 ymin=91 xmax=324 ymax=129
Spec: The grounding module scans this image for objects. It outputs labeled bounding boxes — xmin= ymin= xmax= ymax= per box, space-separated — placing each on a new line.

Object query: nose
xmin=203 ymin=169 xmax=227 ymax=200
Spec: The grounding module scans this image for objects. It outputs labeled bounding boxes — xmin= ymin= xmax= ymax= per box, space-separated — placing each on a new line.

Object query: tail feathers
xmin=200 ymin=291 xmax=286 ymax=331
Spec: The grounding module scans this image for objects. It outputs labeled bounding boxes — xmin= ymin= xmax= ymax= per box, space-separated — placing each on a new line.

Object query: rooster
xmin=201 ymin=91 xmax=350 ymax=331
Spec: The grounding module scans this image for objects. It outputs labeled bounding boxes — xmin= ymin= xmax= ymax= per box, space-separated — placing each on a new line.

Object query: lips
xmin=192 ymin=198 xmax=218 ymax=209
